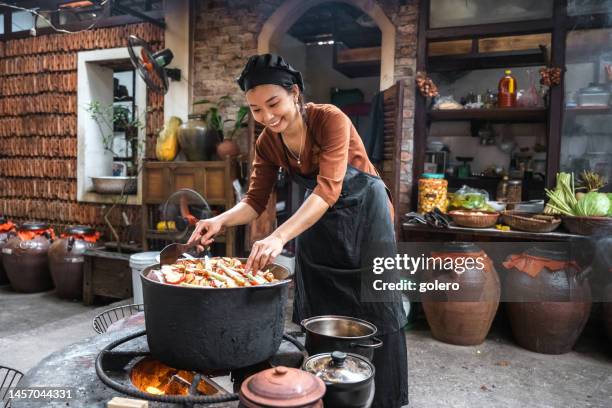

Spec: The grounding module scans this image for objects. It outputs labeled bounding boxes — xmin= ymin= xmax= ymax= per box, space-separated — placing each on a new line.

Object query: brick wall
xmin=0 ymin=23 xmax=164 ymax=239
xmin=192 ymin=0 xmax=418 ymax=214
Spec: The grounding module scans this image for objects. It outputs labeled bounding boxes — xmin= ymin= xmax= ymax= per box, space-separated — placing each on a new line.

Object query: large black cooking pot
xmin=141 ymin=259 xmax=291 ymax=371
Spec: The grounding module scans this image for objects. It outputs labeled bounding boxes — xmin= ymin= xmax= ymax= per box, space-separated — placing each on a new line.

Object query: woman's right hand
xmin=187 ymin=217 xmax=225 ymax=252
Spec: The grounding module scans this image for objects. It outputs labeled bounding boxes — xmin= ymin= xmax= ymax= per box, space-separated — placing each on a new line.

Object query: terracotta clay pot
xmin=0 ymin=217 xmax=15 ymax=284
xmin=504 ymin=247 xmax=591 ymax=354
xmin=421 ymin=242 xmax=501 ymax=346
xmin=603 ymin=284 xmax=612 ymax=344
xmin=216 ymin=139 xmax=240 ymax=159
xmin=49 ymin=226 xmax=99 ymax=299
xmin=3 ymin=222 xmax=54 ymax=293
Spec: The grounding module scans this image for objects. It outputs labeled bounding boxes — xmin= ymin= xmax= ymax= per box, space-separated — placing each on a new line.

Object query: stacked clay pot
xmin=421 ymin=242 xmax=501 ymax=346
xmin=0 ymin=217 xmax=17 ymax=285
xmin=3 ymin=222 xmax=55 ymax=293
xmin=49 ymin=225 xmax=100 ymax=300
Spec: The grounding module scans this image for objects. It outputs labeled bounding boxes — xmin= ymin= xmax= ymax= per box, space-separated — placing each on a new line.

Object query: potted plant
xmin=191 ymin=95 xmax=248 ymax=160
xmin=86 ymin=101 xmax=147 ymax=179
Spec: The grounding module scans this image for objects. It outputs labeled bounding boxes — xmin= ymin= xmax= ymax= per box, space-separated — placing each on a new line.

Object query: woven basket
xmin=562 ymin=216 xmax=612 ymax=236
xmin=448 ymin=210 xmax=500 ymax=228
xmin=502 ymin=211 xmax=561 ymax=233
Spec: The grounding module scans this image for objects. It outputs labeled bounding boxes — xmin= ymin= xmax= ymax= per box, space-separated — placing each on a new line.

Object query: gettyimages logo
xmin=372 ymin=254 xmax=487 ymax=276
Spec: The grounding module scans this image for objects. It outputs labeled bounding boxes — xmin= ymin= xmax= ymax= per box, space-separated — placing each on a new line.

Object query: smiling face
xmin=245 ymin=84 xmax=301 ymax=133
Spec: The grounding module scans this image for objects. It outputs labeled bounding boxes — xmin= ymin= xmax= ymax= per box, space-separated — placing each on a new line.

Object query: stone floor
xmin=1 ymin=279 xmax=611 ymax=407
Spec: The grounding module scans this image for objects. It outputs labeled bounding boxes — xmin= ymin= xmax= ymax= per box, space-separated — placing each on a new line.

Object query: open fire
xmin=130 ymin=357 xmax=222 ymax=396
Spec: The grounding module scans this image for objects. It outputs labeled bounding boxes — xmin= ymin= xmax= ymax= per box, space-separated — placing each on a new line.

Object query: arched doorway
xmin=258 ymin=0 xmax=395 ymax=90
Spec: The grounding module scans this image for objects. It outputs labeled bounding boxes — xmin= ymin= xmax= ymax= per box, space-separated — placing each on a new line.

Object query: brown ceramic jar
xmin=604 ymin=284 xmax=612 ymax=344
xmin=239 ymin=366 xmax=325 ymax=408
xmin=0 ymin=217 xmax=16 ymax=285
xmin=49 ymin=226 xmax=99 ymax=300
xmin=504 ymin=247 xmax=591 ymax=354
xmin=421 ymin=242 xmax=501 ymax=346
xmin=3 ymin=222 xmax=54 ymax=293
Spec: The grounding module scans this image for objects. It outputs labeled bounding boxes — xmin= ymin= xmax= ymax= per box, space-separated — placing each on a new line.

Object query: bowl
xmin=91 ymin=176 xmax=137 ymax=194
xmin=427 ymin=140 xmax=445 ymax=152
xmin=562 ymin=215 xmax=612 ymax=236
xmin=448 ymin=210 xmax=500 ymax=228
xmin=487 ymin=201 xmax=507 ymax=212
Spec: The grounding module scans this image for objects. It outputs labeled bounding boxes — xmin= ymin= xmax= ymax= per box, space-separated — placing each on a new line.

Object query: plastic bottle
xmin=498 ymin=69 xmax=517 ymax=108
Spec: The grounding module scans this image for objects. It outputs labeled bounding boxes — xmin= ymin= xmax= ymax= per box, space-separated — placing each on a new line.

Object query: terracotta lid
xmin=239 ymin=366 xmax=325 ymax=407
xmin=19 ymin=222 xmax=50 ymax=231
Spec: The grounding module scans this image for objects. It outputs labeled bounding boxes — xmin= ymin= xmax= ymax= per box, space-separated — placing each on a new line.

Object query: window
xmin=0 ymin=14 xmax=4 ymax=35
xmin=11 ymin=10 xmax=36 ymax=32
xmin=77 ymin=47 xmax=147 ymax=205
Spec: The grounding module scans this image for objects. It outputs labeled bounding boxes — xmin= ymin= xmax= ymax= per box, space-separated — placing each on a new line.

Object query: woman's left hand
xmin=245 ymin=234 xmax=285 ymax=273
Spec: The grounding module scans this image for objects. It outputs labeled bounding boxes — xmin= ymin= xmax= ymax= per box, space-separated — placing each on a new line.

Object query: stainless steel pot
xmin=141 ymin=259 xmax=291 ymax=371
xmin=301 ymin=316 xmax=383 ymax=361
xmin=302 ymin=351 xmax=375 ymax=408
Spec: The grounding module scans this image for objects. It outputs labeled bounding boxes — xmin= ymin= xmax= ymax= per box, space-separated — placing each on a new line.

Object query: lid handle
xmin=330 ymin=351 xmax=347 ymax=367
xmin=273 ymin=366 xmax=288 ymax=376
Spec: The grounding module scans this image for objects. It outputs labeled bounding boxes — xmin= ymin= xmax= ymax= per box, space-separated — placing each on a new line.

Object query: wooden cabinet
xmin=141 ymin=159 xmax=237 ymax=256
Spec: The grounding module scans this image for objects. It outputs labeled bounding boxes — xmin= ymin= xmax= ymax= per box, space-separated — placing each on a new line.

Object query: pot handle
xmin=350 ymin=336 xmax=383 ymax=349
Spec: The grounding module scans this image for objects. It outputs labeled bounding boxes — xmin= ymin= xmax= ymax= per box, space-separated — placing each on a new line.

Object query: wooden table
xmin=401 ymin=222 xmax=585 ymax=242
xmin=83 ymin=249 xmax=133 ymax=305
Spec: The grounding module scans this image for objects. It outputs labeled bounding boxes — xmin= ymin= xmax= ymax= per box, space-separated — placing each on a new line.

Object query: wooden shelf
xmin=428 ymin=49 xmax=546 ymax=72
xmin=565 ymin=106 xmax=612 ymax=117
xmin=428 ymin=107 xmax=547 ymax=122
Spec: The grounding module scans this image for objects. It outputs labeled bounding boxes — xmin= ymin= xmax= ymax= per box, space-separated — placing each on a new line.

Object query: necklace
xmin=282 ymin=129 xmax=304 ymax=166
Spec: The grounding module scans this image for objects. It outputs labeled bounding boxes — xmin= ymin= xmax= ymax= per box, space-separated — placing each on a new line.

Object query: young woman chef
xmin=188 ymin=54 xmax=408 ymax=407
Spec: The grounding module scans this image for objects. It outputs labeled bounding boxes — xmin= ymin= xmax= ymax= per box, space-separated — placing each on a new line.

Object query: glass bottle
xmin=496 ymin=175 xmax=509 ymax=201
xmin=498 ymin=69 xmax=517 ymax=108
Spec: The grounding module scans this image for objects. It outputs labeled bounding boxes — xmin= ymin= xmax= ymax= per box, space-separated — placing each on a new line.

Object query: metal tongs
xmin=405 ymin=208 xmax=450 ymax=229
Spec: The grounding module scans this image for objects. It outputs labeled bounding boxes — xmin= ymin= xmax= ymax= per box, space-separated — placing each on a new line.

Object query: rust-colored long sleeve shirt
xmin=242 ymin=103 xmax=385 ymax=216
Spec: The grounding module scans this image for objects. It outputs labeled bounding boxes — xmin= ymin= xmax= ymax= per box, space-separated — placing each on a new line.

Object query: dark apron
xmin=281 ymin=143 xmax=408 ymax=407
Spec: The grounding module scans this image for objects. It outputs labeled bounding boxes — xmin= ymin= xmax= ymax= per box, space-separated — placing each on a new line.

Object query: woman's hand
xmin=245 ymin=234 xmax=285 ymax=273
xmin=187 ymin=217 xmax=225 ymax=252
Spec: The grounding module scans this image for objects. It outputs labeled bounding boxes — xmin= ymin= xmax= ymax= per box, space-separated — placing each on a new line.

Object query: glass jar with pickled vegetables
xmin=418 ymin=173 xmax=448 ymax=213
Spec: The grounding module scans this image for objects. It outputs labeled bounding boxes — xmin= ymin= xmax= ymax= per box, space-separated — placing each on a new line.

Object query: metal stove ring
xmin=95 ymin=329 xmax=307 ymax=405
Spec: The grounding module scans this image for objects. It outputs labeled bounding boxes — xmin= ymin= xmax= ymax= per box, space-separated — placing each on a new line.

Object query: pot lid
xmin=302 ymin=351 xmax=374 ymax=384
xmin=240 ymin=366 xmax=325 ymax=407
xmin=65 ymin=225 xmax=95 ymax=236
xmin=19 ymin=222 xmax=50 ymax=231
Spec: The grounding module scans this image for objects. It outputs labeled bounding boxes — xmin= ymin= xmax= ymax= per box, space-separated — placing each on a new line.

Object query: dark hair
xmin=283 ymin=84 xmax=307 ymax=121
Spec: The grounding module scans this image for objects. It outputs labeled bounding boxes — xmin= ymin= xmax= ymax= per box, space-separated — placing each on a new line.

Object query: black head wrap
xmin=237 ymin=54 xmax=304 ymax=92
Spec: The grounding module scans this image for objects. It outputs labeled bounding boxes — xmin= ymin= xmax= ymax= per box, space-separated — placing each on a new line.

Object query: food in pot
xmin=150 ymin=257 xmax=279 ymax=288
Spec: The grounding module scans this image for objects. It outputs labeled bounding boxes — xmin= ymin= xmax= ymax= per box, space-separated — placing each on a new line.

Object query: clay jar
xmin=216 ymin=139 xmax=240 ymax=159
xmin=177 ymin=114 xmax=222 ymax=161
xmin=3 ymin=222 xmax=54 ymax=293
xmin=0 ymin=217 xmax=16 ymax=285
xmin=504 ymin=247 xmax=591 ymax=354
xmin=421 ymin=242 xmax=500 ymax=346
xmin=49 ymin=226 xmax=100 ymax=300
xmin=604 ymin=284 xmax=612 ymax=344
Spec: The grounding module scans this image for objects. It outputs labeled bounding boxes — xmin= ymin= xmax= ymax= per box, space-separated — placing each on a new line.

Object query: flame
xmin=146 ymin=386 xmax=164 ymax=395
